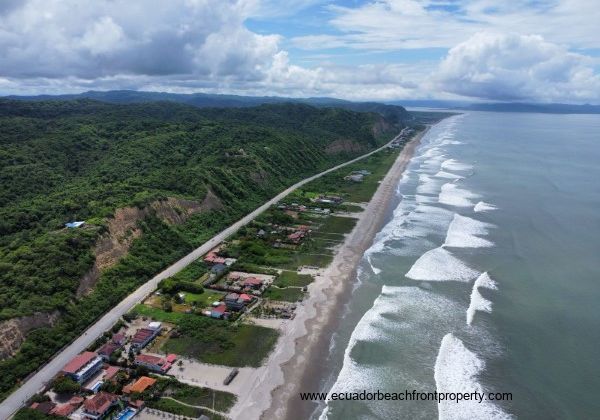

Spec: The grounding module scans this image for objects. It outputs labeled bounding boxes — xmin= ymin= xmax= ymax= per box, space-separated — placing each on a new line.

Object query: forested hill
xmin=0 ymin=99 xmax=398 ymax=398
xmin=5 ymin=89 xmax=412 ymax=124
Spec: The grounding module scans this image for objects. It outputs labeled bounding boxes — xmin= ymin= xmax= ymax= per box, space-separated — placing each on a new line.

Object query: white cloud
xmin=434 ymin=32 xmax=600 ymax=102
xmin=293 ymin=0 xmax=600 ymax=51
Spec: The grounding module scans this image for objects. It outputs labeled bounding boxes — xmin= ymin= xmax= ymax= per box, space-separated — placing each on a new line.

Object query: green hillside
xmin=0 ymin=99 xmax=398 ymax=398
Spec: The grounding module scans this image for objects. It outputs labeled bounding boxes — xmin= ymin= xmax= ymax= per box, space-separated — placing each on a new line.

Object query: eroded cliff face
xmin=371 ymin=117 xmax=395 ymax=137
xmin=76 ymin=190 xmax=223 ymax=297
xmin=0 ymin=312 xmax=60 ymax=361
xmin=2 ymin=190 xmax=223 ymax=359
xmin=325 ymin=139 xmax=367 ymax=155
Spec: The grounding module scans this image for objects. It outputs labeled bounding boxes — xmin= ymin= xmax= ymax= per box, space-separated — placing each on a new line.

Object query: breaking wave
xmin=466 ymin=272 xmax=498 ymax=325
xmin=474 ymin=201 xmax=498 ymax=212
xmin=434 ymin=334 xmax=512 ymax=419
xmin=439 ymin=183 xmax=480 ymax=207
xmin=443 ymin=214 xmax=495 ymax=248
xmin=405 ymin=247 xmax=479 ymax=282
xmin=441 ymin=158 xmax=473 ymax=172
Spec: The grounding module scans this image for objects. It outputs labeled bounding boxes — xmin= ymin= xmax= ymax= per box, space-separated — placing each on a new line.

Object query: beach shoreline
xmin=229 ymin=127 xmax=430 ymax=420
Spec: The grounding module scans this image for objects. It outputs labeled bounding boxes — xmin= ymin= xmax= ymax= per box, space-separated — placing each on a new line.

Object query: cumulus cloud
xmin=434 ymin=32 xmax=600 ymax=102
xmin=0 ymin=0 xmax=278 ymax=79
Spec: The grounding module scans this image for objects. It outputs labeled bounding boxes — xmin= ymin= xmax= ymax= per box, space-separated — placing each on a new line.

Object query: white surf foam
xmin=466 ymin=272 xmax=498 ymax=325
xmin=406 ymin=247 xmax=479 ymax=282
xmin=441 ymin=158 xmax=473 ymax=172
xmin=435 ymin=334 xmax=513 ymax=419
xmin=434 ymin=170 xmax=464 ymax=179
xmin=443 ymin=214 xmax=495 ymax=248
xmin=474 ymin=201 xmax=498 ymax=212
xmin=417 ymin=174 xmax=442 ymax=195
xmin=439 ymin=183 xmax=480 ymax=207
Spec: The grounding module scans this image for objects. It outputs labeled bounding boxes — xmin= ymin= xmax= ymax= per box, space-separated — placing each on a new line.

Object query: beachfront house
xmin=130 ymin=322 xmax=162 ymax=350
xmin=225 ymin=293 xmax=246 ymax=311
xmin=82 ymin=392 xmax=119 ymax=420
xmin=61 ymin=351 xmax=104 ymax=384
xmin=133 ymin=354 xmax=172 ymax=373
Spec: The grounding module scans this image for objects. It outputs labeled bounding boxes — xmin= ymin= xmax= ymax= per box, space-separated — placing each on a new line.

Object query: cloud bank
xmin=0 ymin=0 xmax=599 ymax=103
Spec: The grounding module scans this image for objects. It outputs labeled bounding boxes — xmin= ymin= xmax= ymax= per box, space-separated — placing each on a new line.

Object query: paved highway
xmin=0 ymin=133 xmax=403 ymax=418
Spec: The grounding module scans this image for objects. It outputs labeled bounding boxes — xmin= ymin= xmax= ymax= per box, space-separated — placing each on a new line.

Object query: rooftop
xmin=62 ymin=351 xmax=98 ymax=374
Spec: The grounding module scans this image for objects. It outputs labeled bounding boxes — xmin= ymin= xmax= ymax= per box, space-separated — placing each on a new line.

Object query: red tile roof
xmin=123 ymin=376 xmax=156 ymax=394
xmin=62 ymin=351 xmax=98 ymax=374
xmin=212 ymin=304 xmax=227 ymax=314
xmin=98 ymin=341 xmax=120 ymax=357
xmin=135 ymin=354 xmax=164 ymax=365
xmin=104 ymin=366 xmax=120 ymax=381
xmin=83 ymin=392 xmax=118 ymax=415
xmin=243 ymin=277 xmax=263 ymax=286
xmin=165 ymin=354 xmax=177 ymax=363
xmin=239 ymin=293 xmax=253 ymax=301
xmin=51 ymin=402 xmax=79 ymax=417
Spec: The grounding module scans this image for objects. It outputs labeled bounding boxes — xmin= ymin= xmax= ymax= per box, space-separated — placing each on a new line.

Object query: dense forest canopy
xmin=0 ymin=98 xmax=399 ymax=398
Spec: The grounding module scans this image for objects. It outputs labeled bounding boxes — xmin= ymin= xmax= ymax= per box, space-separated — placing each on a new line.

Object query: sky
xmin=0 ymin=0 xmax=599 ymax=103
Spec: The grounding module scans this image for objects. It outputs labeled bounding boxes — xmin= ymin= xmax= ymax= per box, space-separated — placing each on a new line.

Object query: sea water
xmin=314 ymin=112 xmax=600 ymax=419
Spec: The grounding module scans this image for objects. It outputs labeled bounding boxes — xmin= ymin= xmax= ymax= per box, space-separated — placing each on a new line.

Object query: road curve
xmin=0 ymin=133 xmax=404 ymax=419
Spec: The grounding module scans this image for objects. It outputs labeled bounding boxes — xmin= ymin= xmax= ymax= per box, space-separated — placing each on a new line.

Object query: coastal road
xmin=0 ymin=132 xmax=405 ymax=419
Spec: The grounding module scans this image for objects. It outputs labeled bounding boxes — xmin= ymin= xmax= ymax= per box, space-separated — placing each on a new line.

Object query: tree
xmin=51 ymin=375 xmax=81 ymax=394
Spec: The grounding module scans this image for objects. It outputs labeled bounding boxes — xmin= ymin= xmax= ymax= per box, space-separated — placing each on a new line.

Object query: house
xmin=134 ymin=354 xmax=171 ymax=373
xmin=61 ymin=351 xmax=103 ymax=384
xmin=82 ymin=392 xmax=119 ymax=419
xmin=211 ymin=263 xmax=227 ymax=275
xmin=51 ymin=396 xmax=84 ymax=417
xmin=97 ymin=341 xmax=121 ymax=361
xmin=224 ymin=293 xmax=245 ymax=311
xmin=65 ymin=221 xmax=85 ymax=228
xmin=316 ymin=195 xmax=343 ymax=204
xmin=123 ymin=376 xmax=156 ymax=394
xmin=165 ymin=353 xmax=177 ymax=363
xmin=345 ymin=174 xmax=364 ymax=182
xmin=239 ymin=293 xmax=253 ymax=304
xmin=103 ymin=366 xmax=121 ymax=382
xmin=210 ymin=304 xmax=228 ymax=319
xmin=30 ymin=401 xmax=56 ymax=415
xmin=131 ymin=322 xmax=161 ymax=350
xmin=287 ymin=231 xmax=306 ymax=244
xmin=111 ymin=333 xmax=126 ymax=345
xmin=242 ymin=277 xmax=263 ymax=289
xmin=204 ymin=251 xmax=226 ymax=265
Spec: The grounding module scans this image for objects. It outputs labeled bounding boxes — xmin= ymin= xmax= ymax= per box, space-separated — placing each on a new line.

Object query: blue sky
xmin=0 ymin=0 xmax=599 ymax=103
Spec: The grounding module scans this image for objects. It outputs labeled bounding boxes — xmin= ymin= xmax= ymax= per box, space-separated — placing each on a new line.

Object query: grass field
xmin=263 ymin=287 xmax=304 ymax=302
xmin=184 ymin=291 xmax=226 ymax=308
xmin=146 ymin=398 xmax=218 ymax=418
xmin=132 ymin=304 xmax=190 ymax=324
xmin=274 ymin=271 xmax=314 ymax=287
xmin=164 ymin=324 xmax=279 ymax=367
xmin=317 ymin=215 xmax=358 ymax=235
xmin=295 ymin=148 xmax=401 ymax=202
xmin=161 ymin=378 xmax=236 ymax=413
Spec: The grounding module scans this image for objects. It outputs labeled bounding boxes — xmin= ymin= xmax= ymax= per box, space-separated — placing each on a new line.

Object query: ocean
xmin=313 ymin=112 xmax=600 ymax=419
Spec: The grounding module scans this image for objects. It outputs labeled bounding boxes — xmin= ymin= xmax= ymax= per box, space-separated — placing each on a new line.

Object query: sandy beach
xmin=229 ymin=128 xmax=429 ymax=420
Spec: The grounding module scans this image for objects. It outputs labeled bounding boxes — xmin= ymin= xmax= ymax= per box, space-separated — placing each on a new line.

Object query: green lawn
xmin=132 ymin=304 xmax=190 ymax=324
xmin=184 ymin=291 xmax=226 ymax=308
xmin=263 ymin=287 xmax=304 ymax=302
xmin=164 ymin=324 xmax=279 ymax=367
xmin=274 ymin=271 xmax=314 ymax=287
xmin=155 ymin=377 xmax=236 ymax=413
xmin=317 ymin=215 xmax=358 ymax=235
xmin=146 ymin=398 xmax=226 ymax=419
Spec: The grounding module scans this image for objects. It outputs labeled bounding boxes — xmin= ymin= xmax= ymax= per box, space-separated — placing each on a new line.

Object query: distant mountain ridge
xmin=5 ymin=90 xmax=411 ymax=124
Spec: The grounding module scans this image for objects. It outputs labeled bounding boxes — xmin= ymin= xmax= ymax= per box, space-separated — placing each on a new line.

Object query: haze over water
xmin=315 ymin=112 xmax=600 ymax=419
